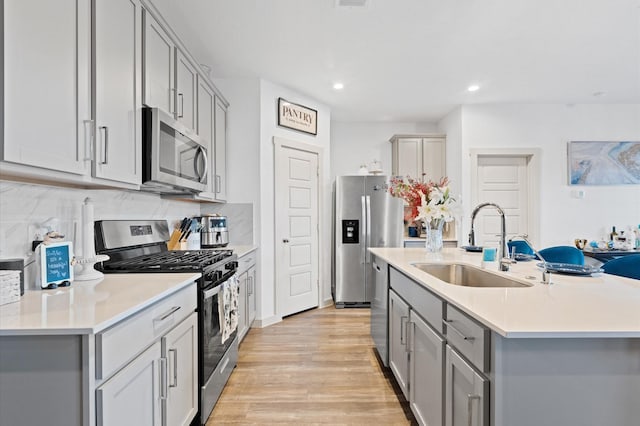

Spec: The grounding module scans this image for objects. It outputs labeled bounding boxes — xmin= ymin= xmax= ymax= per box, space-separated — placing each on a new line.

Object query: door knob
xmin=282 ymin=239 xmax=289 ymax=243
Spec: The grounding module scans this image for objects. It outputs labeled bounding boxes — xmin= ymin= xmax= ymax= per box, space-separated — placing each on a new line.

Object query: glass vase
xmin=425 ymin=218 xmax=445 ymax=252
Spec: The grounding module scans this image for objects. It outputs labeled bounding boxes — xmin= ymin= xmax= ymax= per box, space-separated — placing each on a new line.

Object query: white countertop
xmin=369 ymin=247 xmax=640 ymax=338
xmin=229 ymin=245 xmax=258 ymax=258
xmin=0 ymin=272 xmax=200 ymax=336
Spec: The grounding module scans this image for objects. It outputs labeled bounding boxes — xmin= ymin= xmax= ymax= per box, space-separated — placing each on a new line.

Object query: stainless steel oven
xmin=142 ymin=107 xmax=209 ymax=193
xmin=94 ymin=220 xmax=239 ymax=425
xmin=200 ymin=273 xmax=238 ymax=421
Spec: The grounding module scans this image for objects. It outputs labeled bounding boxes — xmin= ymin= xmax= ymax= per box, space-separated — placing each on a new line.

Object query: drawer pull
xmin=155 ymin=306 xmax=181 ymax=322
xmin=443 ymin=319 xmax=475 ymax=341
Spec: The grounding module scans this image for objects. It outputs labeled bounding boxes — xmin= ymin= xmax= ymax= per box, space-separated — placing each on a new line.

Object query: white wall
xmin=330 ymin=122 xmax=437 ymax=178
xmin=259 ymin=80 xmax=332 ymax=325
xmin=440 ymin=103 xmax=640 ymax=247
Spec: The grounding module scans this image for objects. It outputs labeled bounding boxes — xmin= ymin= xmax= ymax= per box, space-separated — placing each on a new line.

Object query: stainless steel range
xmin=94 ymin=220 xmax=238 ymax=425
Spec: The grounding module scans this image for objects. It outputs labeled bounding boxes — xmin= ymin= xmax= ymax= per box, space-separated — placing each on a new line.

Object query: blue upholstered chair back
xmin=538 ymin=246 xmax=585 ymax=265
xmin=507 ymin=240 xmax=535 ymax=256
xmin=602 ymin=255 xmax=640 ymax=280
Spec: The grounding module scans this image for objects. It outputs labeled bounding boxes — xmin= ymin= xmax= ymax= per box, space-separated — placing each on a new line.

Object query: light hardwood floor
xmin=207 ymin=306 xmax=417 ymax=425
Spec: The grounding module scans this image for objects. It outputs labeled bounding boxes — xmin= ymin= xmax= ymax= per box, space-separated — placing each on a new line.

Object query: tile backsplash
xmin=200 ymin=203 xmax=254 ymax=245
xmin=0 ymin=181 xmax=202 ymax=259
xmin=1 ymin=180 xmax=256 ymax=290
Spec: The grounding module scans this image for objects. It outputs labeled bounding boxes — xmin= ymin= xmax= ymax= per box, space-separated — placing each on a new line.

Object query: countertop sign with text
xmin=278 ymin=98 xmax=318 ymax=135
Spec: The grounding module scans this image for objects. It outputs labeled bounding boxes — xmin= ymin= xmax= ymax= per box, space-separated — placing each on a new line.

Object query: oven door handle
xmin=203 ymin=285 xmax=222 ymax=299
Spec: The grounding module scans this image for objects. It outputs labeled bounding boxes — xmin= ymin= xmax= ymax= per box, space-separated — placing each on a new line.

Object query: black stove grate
xmin=102 ymin=249 xmax=234 ymax=272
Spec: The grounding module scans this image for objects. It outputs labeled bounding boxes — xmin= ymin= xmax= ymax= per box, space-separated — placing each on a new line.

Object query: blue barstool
xmin=538 ymin=246 xmax=585 ymax=265
xmin=602 ymin=255 xmax=640 ymax=280
xmin=507 ymin=240 xmax=535 ymax=256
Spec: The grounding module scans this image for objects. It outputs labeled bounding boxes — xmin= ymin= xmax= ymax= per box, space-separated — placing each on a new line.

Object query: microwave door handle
xmin=196 ymin=146 xmax=209 ymax=183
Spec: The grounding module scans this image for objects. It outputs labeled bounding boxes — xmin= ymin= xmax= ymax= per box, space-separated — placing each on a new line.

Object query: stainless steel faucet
xmin=511 ymin=235 xmax=552 ymax=284
xmin=469 ymin=202 xmax=509 ymax=269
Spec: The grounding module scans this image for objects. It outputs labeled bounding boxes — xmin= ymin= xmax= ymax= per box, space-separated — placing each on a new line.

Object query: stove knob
xmin=225 ymin=261 xmax=238 ymax=270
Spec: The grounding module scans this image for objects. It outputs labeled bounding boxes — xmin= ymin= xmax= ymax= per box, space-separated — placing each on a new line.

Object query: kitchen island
xmin=370 ymin=247 xmax=640 ymax=426
xmin=0 ymin=272 xmax=200 ymax=426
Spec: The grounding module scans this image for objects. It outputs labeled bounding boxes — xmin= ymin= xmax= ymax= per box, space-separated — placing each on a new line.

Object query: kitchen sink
xmin=412 ymin=263 xmax=532 ymax=288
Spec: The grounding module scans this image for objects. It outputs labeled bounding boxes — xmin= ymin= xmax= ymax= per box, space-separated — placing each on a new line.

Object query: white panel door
xmin=3 ymin=0 xmax=90 ymax=175
xmin=94 ymin=0 xmax=142 ymax=185
xmin=475 ymin=156 xmax=529 ymax=247
xmin=275 ymin=142 xmax=319 ymax=317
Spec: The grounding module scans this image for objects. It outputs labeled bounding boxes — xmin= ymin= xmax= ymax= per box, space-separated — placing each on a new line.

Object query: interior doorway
xmin=273 ymin=137 xmax=321 ymax=318
xmin=470 ymin=149 xmax=541 ymax=247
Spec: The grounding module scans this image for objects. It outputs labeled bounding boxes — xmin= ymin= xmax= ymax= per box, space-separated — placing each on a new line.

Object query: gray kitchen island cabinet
xmin=384 ymin=262 xmax=640 ymax=426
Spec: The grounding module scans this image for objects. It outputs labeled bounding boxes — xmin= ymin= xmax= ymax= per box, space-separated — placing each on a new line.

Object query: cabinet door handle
xmin=442 ymin=319 xmax=475 ymax=341
xmin=467 ymin=394 xmax=481 ymax=426
xmin=406 ymin=321 xmax=413 ymax=353
xmin=155 ymin=306 xmax=181 ymax=322
xmin=159 ymin=357 xmax=168 ymax=400
xmin=99 ymin=126 xmax=109 ymax=164
xmin=178 ymin=93 xmax=184 ymax=118
xmin=400 ymin=315 xmax=408 ymax=345
xmin=83 ymin=119 xmax=94 ymax=161
xmin=170 ymin=87 xmax=176 ymax=115
xmin=216 ymin=175 xmax=221 ymax=193
xmin=169 ymin=348 xmax=178 ymax=387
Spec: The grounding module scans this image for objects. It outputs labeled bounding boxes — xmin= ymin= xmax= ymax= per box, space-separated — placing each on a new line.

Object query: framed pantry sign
xmin=278 ymin=98 xmax=317 ymax=135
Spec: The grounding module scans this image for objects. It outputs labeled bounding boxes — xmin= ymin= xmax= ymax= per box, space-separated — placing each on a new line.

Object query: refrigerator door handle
xmin=361 ymin=195 xmax=366 ymax=264
xmin=366 ymin=195 xmax=372 ymax=263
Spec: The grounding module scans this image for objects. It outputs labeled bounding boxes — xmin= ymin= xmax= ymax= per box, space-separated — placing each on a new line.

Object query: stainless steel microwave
xmin=141 ymin=107 xmax=209 ymax=193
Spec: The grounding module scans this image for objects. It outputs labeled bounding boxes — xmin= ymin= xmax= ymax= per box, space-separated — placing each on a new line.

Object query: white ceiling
xmin=154 ymin=0 xmax=640 ymax=122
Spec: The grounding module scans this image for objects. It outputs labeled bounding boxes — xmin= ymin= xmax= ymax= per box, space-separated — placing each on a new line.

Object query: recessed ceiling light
xmin=333 ymin=82 xmax=344 ymax=90
xmin=467 ymin=85 xmax=480 ymax=92
xmin=592 ymin=91 xmax=606 ymax=97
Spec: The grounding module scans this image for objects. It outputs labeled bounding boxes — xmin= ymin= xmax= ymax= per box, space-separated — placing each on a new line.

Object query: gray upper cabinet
xmin=2 ymin=0 xmax=91 ymax=176
xmin=390 ymin=134 xmax=446 ymax=182
xmin=142 ymin=10 xmax=175 ymax=115
xmin=197 ymin=79 xmax=216 ymax=198
xmin=142 ymin=10 xmax=198 ymax=135
xmin=214 ymin=97 xmax=228 ymax=201
xmin=175 ymin=50 xmax=198 ymax=133
xmin=93 ymin=0 xmax=142 ymax=185
xmin=2 ymin=0 xmax=142 ymax=188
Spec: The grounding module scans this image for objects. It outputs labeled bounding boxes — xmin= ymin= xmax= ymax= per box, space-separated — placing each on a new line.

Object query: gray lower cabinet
xmin=389 ymin=289 xmax=410 ymax=399
xmin=410 ymin=310 xmax=445 ymax=426
xmin=386 ymin=265 xmax=640 ymax=426
xmin=389 ymin=267 xmax=487 ymax=426
xmin=238 ymin=251 xmax=257 ymax=342
xmin=96 ymin=341 xmax=162 ymax=425
xmin=445 ymin=345 xmax=488 ymax=426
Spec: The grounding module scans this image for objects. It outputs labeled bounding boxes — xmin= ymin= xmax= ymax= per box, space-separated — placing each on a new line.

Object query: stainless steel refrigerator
xmin=332 ymin=175 xmax=403 ymax=307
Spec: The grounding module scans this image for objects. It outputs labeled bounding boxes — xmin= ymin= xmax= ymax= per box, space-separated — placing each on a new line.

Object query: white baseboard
xmin=320 ymin=297 xmax=334 ymax=308
xmin=252 ymin=315 xmax=282 ymax=328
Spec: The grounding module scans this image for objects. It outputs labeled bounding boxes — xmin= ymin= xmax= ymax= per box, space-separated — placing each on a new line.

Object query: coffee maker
xmin=199 ymin=215 xmax=229 ymax=248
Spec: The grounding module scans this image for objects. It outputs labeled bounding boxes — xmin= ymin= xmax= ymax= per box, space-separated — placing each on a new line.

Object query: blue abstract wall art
xmin=568 ymin=141 xmax=640 ymax=185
